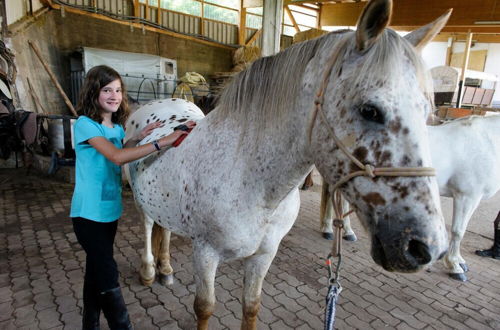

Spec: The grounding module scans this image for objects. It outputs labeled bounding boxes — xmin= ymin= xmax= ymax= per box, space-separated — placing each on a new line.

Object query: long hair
xmin=76 ymin=65 xmax=130 ymax=126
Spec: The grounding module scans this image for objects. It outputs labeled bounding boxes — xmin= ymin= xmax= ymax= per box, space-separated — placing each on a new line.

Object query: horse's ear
xmin=404 ymin=9 xmax=453 ymax=51
xmin=356 ymin=0 xmax=392 ymax=52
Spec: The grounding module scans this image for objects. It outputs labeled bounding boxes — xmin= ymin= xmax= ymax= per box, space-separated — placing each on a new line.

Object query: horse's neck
xmin=202 ymin=105 xmax=313 ymax=207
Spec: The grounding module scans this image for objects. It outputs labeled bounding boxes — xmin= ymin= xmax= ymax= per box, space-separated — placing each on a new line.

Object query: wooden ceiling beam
xmin=433 ymin=33 xmax=500 ymax=44
xmin=319 ymin=0 xmax=500 ymax=33
xmin=392 ymin=26 xmax=500 ymax=34
xmin=285 ymin=0 xmax=366 ymax=4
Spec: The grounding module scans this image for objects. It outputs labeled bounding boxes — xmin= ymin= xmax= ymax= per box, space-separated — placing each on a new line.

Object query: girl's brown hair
xmin=76 ymin=65 xmax=130 ymax=126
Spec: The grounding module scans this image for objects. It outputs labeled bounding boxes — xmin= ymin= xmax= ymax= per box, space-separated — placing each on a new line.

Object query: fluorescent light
xmin=474 ymin=21 xmax=500 ymax=25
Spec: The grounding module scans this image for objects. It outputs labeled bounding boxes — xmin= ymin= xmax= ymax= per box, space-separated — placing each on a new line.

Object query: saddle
xmin=0 ymin=109 xmax=52 ymax=160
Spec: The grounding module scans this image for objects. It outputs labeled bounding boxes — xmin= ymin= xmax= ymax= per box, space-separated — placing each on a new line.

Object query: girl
xmin=70 ymin=65 xmax=195 ymax=330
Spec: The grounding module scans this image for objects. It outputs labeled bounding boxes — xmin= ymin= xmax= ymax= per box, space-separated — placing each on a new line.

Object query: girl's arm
xmin=123 ymin=121 xmax=164 ymax=148
xmin=88 ymin=130 xmax=187 ymax=166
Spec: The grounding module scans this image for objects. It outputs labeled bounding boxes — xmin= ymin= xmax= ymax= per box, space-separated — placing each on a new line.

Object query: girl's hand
xmin=185 ymin=120 xmax=197 ymax=129
xmin=158 ymin=130 xmax=188 ymax=148
xmin=138 ymin=121 xmax=164 ymax=140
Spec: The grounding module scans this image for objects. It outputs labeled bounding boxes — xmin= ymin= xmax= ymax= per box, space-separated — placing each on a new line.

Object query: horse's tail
xmin=151 ymin=222 xmax=165 ymax=262
xmin=320 ymin=177 xmax=330 ymax=222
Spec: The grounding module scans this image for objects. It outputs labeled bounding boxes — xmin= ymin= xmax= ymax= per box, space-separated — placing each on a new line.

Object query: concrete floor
xmin=0 ymin=167 xmax=499 ymax=329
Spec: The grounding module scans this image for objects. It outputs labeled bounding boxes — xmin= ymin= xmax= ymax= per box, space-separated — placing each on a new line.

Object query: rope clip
xmin=326 ymin=253 xmax=342 ymax=288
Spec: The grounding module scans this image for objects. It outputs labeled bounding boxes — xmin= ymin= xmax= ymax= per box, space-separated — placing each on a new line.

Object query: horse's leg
xmin=320 ymin=180 xmax=334 ymax=240
xmin=341 ymin=197 xmax=357 ymax=242
xmin=155 ymin=224 xmax=174 ymax=286
xmin=320 ymin=184 xmax=357 ymax=241
xmin=140 ymin=212 xmax=156 ymax=286
xmin=193 ymin=245 xmax=219 ymax=330
xmin=241 ymin=250 xmax=278 ymax=330
xmin=444 ymin=194 xmax=482 ymax=281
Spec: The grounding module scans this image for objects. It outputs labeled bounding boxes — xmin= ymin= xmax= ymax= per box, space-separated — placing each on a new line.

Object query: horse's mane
xmin=215 ymin=28 xmax=433 ymax=128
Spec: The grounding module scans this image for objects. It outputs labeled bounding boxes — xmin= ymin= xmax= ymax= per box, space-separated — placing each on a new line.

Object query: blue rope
xmin=325 ymin=254 xmax=342 ymax=330
xmin=324 ymin=283 xmax=342 ymax=330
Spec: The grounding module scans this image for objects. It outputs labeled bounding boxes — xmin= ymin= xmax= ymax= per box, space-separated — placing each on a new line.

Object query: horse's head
xmin=311 ymin=0 xmax=451 ymax=272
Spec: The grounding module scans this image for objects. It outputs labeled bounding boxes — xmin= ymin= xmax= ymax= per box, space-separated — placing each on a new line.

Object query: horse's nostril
xmin=408 ymin=240 xmax=432 ymax=265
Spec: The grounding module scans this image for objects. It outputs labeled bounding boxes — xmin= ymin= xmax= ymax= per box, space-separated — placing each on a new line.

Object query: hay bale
xmin=172 ymin=83 xmax=194 ymax=102
xmin=233 ymin=46 xmax=261 ymax=66
xmin=231 ymin=63 xmax=249 ymax=73
xmin=177 ymin=72 xmax=209 ymax=97
xmin=292 ymin=28 xmax=328 ymax=44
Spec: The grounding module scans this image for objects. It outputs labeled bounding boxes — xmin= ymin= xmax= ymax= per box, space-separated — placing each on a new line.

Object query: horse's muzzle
xmin=371 ymin=221 xmax=446 ymax=272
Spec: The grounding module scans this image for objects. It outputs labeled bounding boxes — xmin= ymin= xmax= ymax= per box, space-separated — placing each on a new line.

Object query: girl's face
xmin=98 ymin=79 xmax=122 ymax=114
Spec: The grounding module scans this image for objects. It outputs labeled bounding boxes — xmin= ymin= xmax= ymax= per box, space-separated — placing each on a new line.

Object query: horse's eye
xmin=359 ymin=104 xmax=384 ymax=124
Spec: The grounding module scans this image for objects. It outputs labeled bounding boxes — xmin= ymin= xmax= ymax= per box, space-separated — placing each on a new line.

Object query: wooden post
xmin=201 ymin=0 xmax=205 ymax=37
xmin=285 ymin=5 xmax=299 ymax=33
xmin=238 ymin=0 xmax=247 ymax=45
xmin=445 ymin=36 xmax=453 ymax=66
xmin=0 ymin=0 xmax=8 ymax=39
xmin=28 ymin=40 xmax=77 ymax=116
xmin=262 ymin=0 xmax=283 ymax=56
xmin=456 ymin=31 xmax=473 ymax=108
xmin=245 ymin=28 xmax=261 ymax=46
xmin=26 ymin=77 xmax=48 ymax=115
xmin=157 ymin=0 xmax=161 ymax=25
xmin=316 ymin=3 xmax=321 ymax=29
xmin=133 ymin=0 xmax=139 ymax=18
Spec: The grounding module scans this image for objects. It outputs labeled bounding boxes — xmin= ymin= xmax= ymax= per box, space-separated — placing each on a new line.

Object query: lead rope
xmin=312 ymin=53 xmax=436 ymax=330
xmin=324 ymin=190 xmax=355 ymax=330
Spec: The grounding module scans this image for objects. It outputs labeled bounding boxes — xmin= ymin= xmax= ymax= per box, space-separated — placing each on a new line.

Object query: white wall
xmin=422 ymin=41 xmax=500 ymax=106
xmin=453 ymin=42 xmax=500 ymax=106
xmin=421 ymin=42 xmax=447 ymax=69
xmin=6 ymin=0 xmax=45 ymax=25
xmin=484 ymin=44 xmax=500 ymax=107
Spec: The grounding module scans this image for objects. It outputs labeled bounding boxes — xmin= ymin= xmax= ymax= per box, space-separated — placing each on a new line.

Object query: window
xmin=160 ymin=0 xmax=201 ymax=16
xmin=204 ymin=3 xmax=238 ymax=24
xmin=246 ymin=13 xmax=262 ymax=29
xmin=204 ymin=0 xmax=239 ymax=9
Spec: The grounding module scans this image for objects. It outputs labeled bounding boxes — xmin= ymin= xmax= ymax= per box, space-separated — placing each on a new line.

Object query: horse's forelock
xmin=343 ymin=29 xmax=434 ymax=107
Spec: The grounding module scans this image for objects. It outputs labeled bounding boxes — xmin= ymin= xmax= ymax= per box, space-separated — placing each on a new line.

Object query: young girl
xmin=70 ymin=65 xmax=195 ymax=330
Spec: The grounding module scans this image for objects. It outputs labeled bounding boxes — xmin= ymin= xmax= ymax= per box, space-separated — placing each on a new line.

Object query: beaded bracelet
xmin=152 ymin=140 xmax=161 ymax=151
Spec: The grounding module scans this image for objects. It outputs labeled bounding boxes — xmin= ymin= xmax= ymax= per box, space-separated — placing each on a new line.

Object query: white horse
xmin=320 ymin=115 xmax=500 ymax=281
xmin=125 ymin=1 xmax=451 ymax=328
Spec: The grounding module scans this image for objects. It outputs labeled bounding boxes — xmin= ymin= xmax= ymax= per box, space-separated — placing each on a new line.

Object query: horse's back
xmin=430 ymin=115 xmax=500 ymax=198
xmin=125 ymin=98 xmax=204 ymax=144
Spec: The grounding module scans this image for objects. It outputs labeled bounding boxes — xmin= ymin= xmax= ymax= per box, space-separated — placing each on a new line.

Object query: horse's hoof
xmin=343 ymin=234 xmax=357 ymax=242
xmin=322 ymin=232 xmax=333 ymax=240
xmin=449 ymin=273 xmax=467 ymax=282
xmin=140 ymin=275 xmax=155 ymax=286
xmin=459 ymin=263 xmax=469 ymax=272
xmin=159 ymin=273 xmax=174 ymax=286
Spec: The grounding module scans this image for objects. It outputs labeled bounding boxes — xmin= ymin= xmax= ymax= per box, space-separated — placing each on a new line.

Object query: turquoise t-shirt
xmin=70 ymin=116 xmax=125 ymax=222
